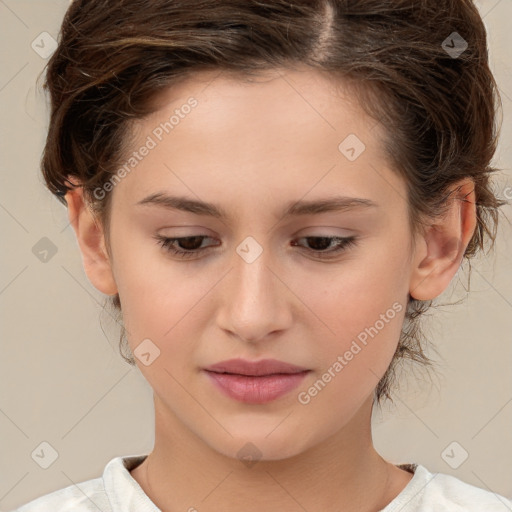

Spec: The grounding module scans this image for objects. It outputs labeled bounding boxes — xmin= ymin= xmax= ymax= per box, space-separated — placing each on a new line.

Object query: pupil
xmin=308 ymin=237 xmax=331 ymax=251
xmin=180 ymin=236 xmax=203 ymax=250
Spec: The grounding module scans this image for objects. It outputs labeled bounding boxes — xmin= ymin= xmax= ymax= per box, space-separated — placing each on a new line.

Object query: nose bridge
xmin=235 ymin=247 xmax=272 ymax=304
xmin=232 ymin=240 xmax=278 ymax=314
xmin=217 ymin=236 xmax=290 ymax=342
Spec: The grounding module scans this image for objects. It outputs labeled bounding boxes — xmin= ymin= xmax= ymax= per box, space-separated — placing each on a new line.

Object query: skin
xmin=65 ymin=67 xmax=476 ymax=512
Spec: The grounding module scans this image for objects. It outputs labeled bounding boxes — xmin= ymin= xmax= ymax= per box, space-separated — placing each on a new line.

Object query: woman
xmin=14 ymin=0 xmax=511 ymax=510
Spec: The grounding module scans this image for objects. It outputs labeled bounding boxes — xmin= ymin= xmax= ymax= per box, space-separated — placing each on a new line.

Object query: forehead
xmin=112 ymin=67 xmax=405 ymax=218
xmin=131 ymin=65 xmax=383 ymax=156
xmin=148 ymin=66 xmax=376 ymax=135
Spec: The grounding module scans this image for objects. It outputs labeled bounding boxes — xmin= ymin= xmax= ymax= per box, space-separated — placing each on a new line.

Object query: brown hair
xmin=40 ymin=0 xmax=506 ymax=404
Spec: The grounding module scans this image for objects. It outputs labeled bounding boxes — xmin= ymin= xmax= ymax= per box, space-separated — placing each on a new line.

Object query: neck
xmin=131 ymin=393 xmax=410 ymax=512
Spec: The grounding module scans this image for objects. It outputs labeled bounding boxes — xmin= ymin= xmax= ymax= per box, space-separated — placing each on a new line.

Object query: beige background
xmin=1 ymin=0 xmax=511 ymax=510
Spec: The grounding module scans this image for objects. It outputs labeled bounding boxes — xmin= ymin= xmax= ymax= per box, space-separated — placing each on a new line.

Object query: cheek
xmin=110 ymin=232 xmax=202 ymax=349
xmin=293 ymin=270 xmax=406 ymax=418
xmin=292 ymin=242 xmax=408 ymax=374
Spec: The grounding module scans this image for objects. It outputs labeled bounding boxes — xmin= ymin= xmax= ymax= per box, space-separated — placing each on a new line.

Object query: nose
xmin=215 ymin=243 xmax=293 ymax=344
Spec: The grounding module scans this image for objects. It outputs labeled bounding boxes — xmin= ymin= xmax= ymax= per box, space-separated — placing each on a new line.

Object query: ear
xmin=64 ymin=178 xmax=118 ymax=296
xmin=409 ymin=178 xmax=477 ymax=301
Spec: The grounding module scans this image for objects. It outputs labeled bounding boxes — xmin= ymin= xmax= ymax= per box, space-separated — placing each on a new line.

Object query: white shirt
xmin=12 ymin=454 xmax=512 ymax=511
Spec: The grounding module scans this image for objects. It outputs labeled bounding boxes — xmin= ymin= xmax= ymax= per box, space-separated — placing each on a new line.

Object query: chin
xmin=204 ymin=427 xmax=312 ymax=464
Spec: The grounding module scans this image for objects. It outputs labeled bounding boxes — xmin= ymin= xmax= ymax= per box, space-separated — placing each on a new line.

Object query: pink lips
xmin=203 ymin=358 xmax=310 ymax=404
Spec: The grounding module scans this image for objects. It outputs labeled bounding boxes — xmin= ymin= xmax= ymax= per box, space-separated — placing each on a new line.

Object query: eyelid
xmin=154 ymin=233 xmax=358 ymax=261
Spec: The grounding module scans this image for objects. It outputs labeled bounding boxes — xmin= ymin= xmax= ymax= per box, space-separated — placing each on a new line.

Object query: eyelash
xmin=153 ymin=234 xmax=357 ymax=260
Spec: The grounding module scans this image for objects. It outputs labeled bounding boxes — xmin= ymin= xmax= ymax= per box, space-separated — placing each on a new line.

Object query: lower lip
xmin=204 ymin=370 xmax=310 ymax=404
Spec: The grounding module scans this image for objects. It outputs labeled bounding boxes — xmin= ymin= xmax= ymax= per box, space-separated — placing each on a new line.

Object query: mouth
xmin=205 ymin=369 xmax=310 ymax=377
xmin=204 ymin=358 xmax=310 ymax=377
xmin=204 ymin=371 xmax=310 ymax=404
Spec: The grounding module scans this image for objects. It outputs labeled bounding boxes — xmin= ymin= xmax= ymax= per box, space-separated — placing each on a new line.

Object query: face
xmin=104 ymin=67 xmax=415 ymax=460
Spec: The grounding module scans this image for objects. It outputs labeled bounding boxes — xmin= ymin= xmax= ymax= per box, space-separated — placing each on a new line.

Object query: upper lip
xmin=204 ymin=358 xmax=310 ymax=376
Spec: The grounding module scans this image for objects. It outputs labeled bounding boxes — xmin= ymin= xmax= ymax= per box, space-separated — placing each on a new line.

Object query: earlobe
xmin=409 ymin=178 xmax=477 ymax=301
xmin=65 ymin=181 xmax=118 ymax=296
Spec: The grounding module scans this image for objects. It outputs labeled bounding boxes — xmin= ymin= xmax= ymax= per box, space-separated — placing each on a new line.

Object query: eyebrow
xmin=135 ymin=192 xmax=379 ymax=219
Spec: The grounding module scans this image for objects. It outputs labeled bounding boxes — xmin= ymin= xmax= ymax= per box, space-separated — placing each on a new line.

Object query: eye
xmin=291 ymin=235 xmax=357 ymax=259
xmin=153 ymin=234 xmax=358 ymax=261
xmin=154 ymin=235 xmax=218 ymax=259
